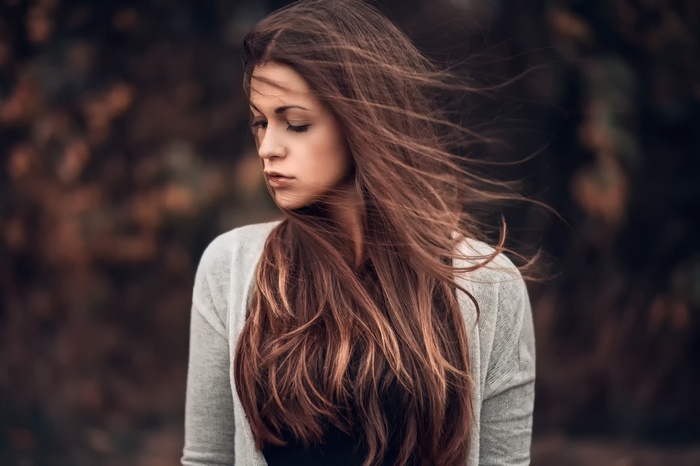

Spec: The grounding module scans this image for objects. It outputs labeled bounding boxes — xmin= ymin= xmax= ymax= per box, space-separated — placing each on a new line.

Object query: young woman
xmin=182 ymin=1 xmax=535 ymax=465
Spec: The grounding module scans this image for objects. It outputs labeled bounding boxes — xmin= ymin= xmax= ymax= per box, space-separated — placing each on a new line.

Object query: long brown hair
xmin=234 ymin=1 xmax=520 ymax=465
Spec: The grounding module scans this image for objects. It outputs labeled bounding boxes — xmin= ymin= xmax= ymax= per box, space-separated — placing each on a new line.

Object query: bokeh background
xmin=1 ymin=0 xmax=699 ymax=465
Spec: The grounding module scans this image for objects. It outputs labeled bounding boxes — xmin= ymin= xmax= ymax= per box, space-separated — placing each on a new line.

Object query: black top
xmin=262 ymin=380 xmax=417 ymax=466
xmin=262 ymin=418 xmax=411 ymax=466
xmin=263 ymin=423 xmax=376 ymax=466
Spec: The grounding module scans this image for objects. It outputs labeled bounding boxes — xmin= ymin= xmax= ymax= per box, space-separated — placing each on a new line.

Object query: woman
xmin=182 ymin=0 xmax=535 ymax=465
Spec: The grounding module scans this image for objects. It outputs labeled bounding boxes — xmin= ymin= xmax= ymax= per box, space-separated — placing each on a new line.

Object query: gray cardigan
xmin=182 ymin=221 xmax=535 ymax=466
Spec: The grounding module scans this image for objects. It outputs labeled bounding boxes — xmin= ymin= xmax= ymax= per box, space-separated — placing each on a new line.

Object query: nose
xmin=257 ymin=128 xmax=286 ymax=160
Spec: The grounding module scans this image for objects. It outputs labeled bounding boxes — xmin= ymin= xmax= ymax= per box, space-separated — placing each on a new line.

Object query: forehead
xmin=249 ymin=62 xmax=314 ymax=109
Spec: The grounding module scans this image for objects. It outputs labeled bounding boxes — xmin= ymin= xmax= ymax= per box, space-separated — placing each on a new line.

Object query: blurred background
xmin=1 ymin=0 xmax=699 ymax=464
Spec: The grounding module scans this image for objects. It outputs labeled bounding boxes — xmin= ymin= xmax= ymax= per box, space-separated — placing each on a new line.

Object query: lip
xmin=264 ymin=172 xmax=295 ymax=188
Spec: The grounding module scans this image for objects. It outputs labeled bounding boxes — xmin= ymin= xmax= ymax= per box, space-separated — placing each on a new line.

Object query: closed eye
xmin=250 ymin=121 xmax=310 ymax=134
xmin=287 ymin=124 xmax=310 ymax=133
xmin=251 ymin=120 xmax=267 ymax=131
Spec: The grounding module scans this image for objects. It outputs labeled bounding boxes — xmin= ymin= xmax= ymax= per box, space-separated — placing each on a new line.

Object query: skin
xmin=249 ymin=61 xmax=364 ymax=261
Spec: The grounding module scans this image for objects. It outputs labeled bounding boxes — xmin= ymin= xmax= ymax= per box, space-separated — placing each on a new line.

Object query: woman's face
xmin=249 ymin=61 xmax=352 ymax=210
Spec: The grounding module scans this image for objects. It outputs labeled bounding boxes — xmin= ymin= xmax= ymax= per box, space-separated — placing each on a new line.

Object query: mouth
xmin=265 ymin=172 xmax=295 ymax=188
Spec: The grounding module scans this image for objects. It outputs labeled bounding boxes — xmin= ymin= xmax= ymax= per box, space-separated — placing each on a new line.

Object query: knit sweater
xmin=181 ymin=220 xmax=535 ymax=466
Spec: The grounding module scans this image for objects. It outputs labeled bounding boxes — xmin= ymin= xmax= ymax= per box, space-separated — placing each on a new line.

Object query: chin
xmin=275 ymin=194 xmax=334 ymax=216
xmin=273 ymin=194 xmax=313 ymax=211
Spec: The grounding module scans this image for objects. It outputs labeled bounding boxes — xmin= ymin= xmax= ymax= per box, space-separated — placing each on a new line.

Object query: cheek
xmin=316 ymin=128 xmax=351 ymax=178
xmin=314 ymin=151 xmax=348 ymax=186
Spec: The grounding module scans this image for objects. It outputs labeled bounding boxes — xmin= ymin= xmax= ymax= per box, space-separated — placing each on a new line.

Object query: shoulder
xmin=453 ymin=238 xmax=531 ymax=350
xmin=453 ymin=237 xmax=526 ymax=297
xmin=201 ymin=221 xmax=280 ymax=263
xmin=453 ymin=238 xmax=534 ymax=395
xmin=196 ymin=220 xmax=282 ymax=276
xmin=191 ymin=220 xmax=282 ymax=333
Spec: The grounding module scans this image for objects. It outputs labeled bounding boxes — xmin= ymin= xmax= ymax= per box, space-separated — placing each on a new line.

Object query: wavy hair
xmin=234 ymin=1 xmax=522 ymax=464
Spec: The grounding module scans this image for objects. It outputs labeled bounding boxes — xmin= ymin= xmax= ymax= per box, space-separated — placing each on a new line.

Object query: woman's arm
xmin=479 ymin=272 xmax=536 ymax=466
xmin=182 ymin=237 xmax=237 ymax=466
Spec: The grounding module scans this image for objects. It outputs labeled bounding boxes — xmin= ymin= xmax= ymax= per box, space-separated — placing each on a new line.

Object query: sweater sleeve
xmin=182 ymin=235 xmax=237 ymax=466
xmin=479 ymin=269 xmax=536 ymax=466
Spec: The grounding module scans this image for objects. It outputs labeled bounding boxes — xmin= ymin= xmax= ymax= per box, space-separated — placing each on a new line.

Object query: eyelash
xmin=250 ymin=121 xmax=310 ymax=133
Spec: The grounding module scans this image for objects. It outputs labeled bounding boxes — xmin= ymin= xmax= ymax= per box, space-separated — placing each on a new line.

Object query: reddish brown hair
xmin=234 ymin=1 xmax=518 ymax=464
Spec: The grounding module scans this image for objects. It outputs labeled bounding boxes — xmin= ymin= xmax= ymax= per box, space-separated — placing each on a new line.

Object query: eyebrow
xmin=249 ymin=103 xmax=310 ymax=114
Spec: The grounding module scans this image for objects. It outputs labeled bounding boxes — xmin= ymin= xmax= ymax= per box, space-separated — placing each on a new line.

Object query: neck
xmin=328 ymin=184 xmax=364 ymax=267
